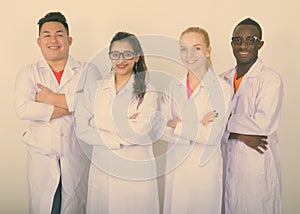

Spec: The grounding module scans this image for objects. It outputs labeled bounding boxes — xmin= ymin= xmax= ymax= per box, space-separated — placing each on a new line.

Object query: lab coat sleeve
xmin=14 ymin=66 xmax=54 ymax=122
xmin=74 ymin=81 xmax=108 ymax=147
xmin=173 ymin=120 xmax=210 ymax=144
xmin=228 ymin=73 xmax=283 ymax=135
xmin=158 ymin=89 xmax=179 ymax=143
xmin=66 ymin=63 xmax=102 ymax=112
xmin=129 ymin=89 xmax=159 ymax=135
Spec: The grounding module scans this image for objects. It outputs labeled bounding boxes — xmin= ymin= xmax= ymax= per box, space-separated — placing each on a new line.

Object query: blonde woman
xmin=160 ymin=27 xmax=232 ymax=213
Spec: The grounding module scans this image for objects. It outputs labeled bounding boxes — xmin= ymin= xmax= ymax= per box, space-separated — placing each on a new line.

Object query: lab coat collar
xmin=172 ymin=67 xmax=214 ymax=100
xmin=177 ymin=67 xmax=215 ymax=90
xmin=99 ymin=70 xmax=134 ymax=93
xmin=60 ymin=56 xmax=81 ymax=87
xmin=232 ymin=58 xmax=264 ymax=97
xmin=222 ymin=58 xmax=264 ymax=85
xmin=201 ymin=67 xmax=217 ymax=90
xmin=243 ymin=58 xmax=264 ymax=78
xmin=37 ymin=55 xmax=81 ymax=87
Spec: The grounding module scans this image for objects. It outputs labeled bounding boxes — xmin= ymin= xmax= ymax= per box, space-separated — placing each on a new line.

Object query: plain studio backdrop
xmin=1 ymin=0 xmax=299 ymax=213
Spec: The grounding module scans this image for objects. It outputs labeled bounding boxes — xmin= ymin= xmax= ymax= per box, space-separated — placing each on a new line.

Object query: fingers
xmin=36 ymin=83 xmax=43 ymax=89
xmin=254 ymin=147 xmax=265 ymax=155
xmin=129 ymin=112 xmax=139 ymax=119
xmin=254 ymin=139 xmax=268 ymax=154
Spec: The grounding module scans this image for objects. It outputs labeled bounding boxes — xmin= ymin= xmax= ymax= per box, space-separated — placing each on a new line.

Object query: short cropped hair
xmin=37 ymin=12 xmax=69 ymax=35
xmin=233 ymin=18 xmax=262 ymax=39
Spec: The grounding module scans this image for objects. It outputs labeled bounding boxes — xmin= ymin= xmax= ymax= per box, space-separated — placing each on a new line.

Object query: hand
xmin=229 ymin=133 xmax=268 ymax=154
xmin=36 ymin=83 xmax=53 ymax=104
xmin=167 ymin=118 xmax=182 ymax=128
xmin=201 ymin=110 xmax=218 ymax=126
xmin=129 ymin=112 xmax=140 ymax=119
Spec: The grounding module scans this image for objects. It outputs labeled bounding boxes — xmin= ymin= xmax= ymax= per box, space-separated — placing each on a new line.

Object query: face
xmin=179 ymin=32 xmax=211 ymax=72
xmin=231 ymin=25 xmax=264 ymax=66
xmin=110 ymin=41 xmax=139 ymax=77
xmin=37 ymin=22 xmax=72 ymax=64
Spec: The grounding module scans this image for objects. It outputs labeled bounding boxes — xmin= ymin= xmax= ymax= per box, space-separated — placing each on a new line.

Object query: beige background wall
xmin=1 ymin=0 xmax=299 ymax=213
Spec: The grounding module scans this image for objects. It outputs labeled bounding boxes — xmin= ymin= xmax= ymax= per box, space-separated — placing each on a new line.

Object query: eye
xmin=246 ymin=37 xmax=255 ymax=43
xmin=109 ymin=51 xmax=121 ymax=60
xmin=180 ymin=47 xmax=187 ymax=52
xmin=195 ymin=47 xmax=201 ymax=51
xmin=235 ymin=38 xmax=242 ymax=43
xmin=124 ymin=51 xmax=134 ymax=58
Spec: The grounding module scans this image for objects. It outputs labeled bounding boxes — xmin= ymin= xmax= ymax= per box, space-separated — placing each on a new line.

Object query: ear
xmin=258 ymin=41 xmax=264 ymax=49
xmin=135 ymin=54 xmax=140 ymax=63
xmin=68 ymin=37 xmax=73 ymax=46
xmin=206 ymin=46 xmax=212 ymax=58
xmin=37 ymin=38 xmax=41 ymax=47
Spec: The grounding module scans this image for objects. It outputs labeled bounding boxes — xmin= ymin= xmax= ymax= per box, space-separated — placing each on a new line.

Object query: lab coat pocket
xmin=23 ymin=125 xmax=52 ymax=153
xmin=233 ymin=141 xmax=265 ymax=176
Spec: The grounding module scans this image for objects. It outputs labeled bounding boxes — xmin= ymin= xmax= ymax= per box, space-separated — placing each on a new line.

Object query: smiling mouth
xmin=185 ymin=59 xmax=198 ymax=64
xmin=239 ymin=51 xmax=249 ymax=57
xmin=48 ymin=46 xmax=60 ymax=50
xmin=116 ymin=64 xmax=128 ymax=69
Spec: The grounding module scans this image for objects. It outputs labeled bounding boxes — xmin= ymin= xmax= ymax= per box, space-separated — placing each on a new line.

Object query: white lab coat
xmin=75 ymin=71 xmax=159 ymax=214
xmin=161 ymin=68 xmax=232 ymax=214
xmin=14 ymin=56 xmax=101 ymax=214
xmin=220 ymin=58 xmax=284 ymax=214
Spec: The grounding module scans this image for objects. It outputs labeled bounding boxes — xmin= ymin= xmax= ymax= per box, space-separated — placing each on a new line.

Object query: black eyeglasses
xmin=231 ymin=36 xmax=261 ymax=45
xmin=109 ymin=51 xmax=135 ymax=60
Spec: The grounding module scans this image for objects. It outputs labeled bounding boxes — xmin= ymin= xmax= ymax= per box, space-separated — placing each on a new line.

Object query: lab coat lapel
xmin=234 ymin=58 xmax=262 ymax=97
xmin=174 ymin=75 xmax=189 ymax=107
xmin=222 ymin=69 xmax=235 ymax=96
xmin=60 ymin=56 xmax=81 ymax=88
xmin=38 ymin=60 xmax=59 ymax=92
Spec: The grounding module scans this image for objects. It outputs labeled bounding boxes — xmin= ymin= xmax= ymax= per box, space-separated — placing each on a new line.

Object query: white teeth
xmin=186 ymin=60 xmax=197 ymax=64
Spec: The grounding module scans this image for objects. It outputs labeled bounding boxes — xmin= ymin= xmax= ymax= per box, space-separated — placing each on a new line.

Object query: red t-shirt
xmin=53 ymin=69 xmax=64 ymax=84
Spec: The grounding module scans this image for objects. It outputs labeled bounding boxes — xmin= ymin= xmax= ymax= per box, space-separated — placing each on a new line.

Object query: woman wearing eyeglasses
xmin=160 ymin=27 xmax=232 ymax=214
xmin=75 ymin=31 xmax=159 ymax=213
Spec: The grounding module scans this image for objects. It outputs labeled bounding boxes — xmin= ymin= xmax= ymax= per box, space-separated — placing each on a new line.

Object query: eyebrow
xmin=192 ymin=43 xmax=202 ymax=47
xmin=41 ymin=30 xmax=65 ymax=34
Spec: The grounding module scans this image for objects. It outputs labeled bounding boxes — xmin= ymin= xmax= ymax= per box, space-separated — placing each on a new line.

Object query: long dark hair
xmin=109 ymin=32 xmax=147 ymax=104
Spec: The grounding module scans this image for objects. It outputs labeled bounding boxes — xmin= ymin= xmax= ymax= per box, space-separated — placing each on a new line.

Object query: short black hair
xmin=37 ymin=12 xmax=69 ymax=35
xmin=234 ymin=18 xmax=262 ymax=39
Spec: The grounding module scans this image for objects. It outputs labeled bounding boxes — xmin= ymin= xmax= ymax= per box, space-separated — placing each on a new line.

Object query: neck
xmin=47 ymin=59 xmax=67 ymax=72
xmin=115 ymin=71 xmax=133 ymax=92
xmin=236 ymin=57 xmax=258 ymax=78
xmin=187 ymin=71 xmax=201 ymax=91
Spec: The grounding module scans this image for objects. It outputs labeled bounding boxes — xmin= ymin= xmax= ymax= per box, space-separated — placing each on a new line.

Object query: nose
xmin=240 ymin=39 xmax=248 ymax=48
xmin=49 ymin=35 xmax=58 ymax=43
xmin=187 ymin=49 xmax=195 ymax=58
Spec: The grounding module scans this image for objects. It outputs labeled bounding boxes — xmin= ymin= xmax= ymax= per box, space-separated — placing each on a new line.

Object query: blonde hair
xmin=180 ymin=26 xmax=212 ymax=65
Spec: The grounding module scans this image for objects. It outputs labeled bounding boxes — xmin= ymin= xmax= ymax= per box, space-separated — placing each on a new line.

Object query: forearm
xmin=229 ymin=133 xmax=266 ymax=140
xmin=50 ymin=106 xmax=72 ymax=119
xmin=48 ymin=93 xmax=69 ymax=110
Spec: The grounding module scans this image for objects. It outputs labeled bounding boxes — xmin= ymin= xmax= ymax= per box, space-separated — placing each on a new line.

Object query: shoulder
xmin=18 ymin=61 xmax=43 ymax=75
xmin=218 ymin=77 xmax=231 ymax=91
xmin=255 ymin=60 xmax=283 ymax=88
xmin=261 ymin=65 xmax=282 ymax=81
xmin=219 ymin=68 xmax=235 ymax=82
